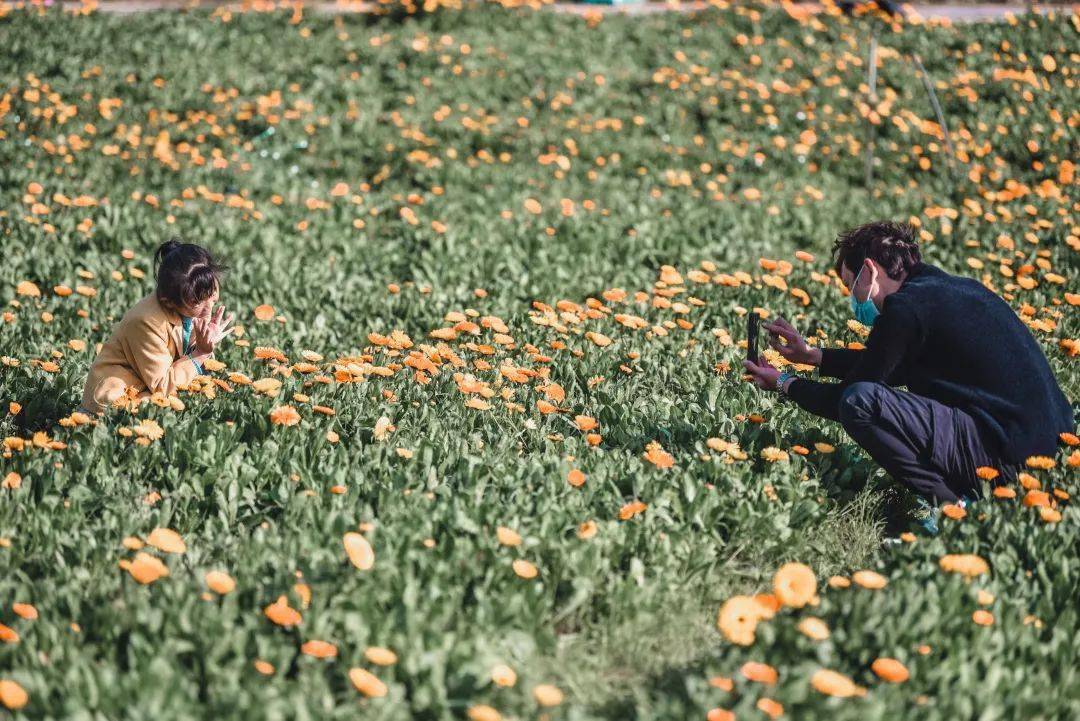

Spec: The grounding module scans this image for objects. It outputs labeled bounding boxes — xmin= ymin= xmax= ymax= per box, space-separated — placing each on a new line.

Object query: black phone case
xmin=746 ymin=314 xmax=759 ymax=362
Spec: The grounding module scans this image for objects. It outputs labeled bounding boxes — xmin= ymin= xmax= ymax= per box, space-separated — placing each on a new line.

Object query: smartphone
xmin=746 ymin=313 xmax=760 ymax=363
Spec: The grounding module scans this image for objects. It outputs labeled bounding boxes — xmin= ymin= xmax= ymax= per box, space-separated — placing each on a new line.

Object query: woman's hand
xmin=189 ymin=304 xmax=235 ymax=356
xmin=763 ymin=316 xmax=822 ymax=366
xmin=742 ymin=355 xmax=781 ymax=391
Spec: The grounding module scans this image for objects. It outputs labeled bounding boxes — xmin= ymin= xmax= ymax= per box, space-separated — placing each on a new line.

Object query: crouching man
xmin=743 ymin=221 xmax=1074 ymax=531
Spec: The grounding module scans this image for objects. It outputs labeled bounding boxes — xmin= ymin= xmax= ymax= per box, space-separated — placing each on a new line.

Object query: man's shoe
xmin=911 ymin=496 xmax=939 ymax=535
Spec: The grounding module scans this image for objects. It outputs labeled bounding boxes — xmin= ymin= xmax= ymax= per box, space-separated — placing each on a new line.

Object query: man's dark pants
xmin=831 ymin=382 xmax=1014 ymax=503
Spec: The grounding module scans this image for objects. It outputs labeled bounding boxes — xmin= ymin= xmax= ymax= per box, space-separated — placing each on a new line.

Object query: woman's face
xmin=180 ymin=289 xmax=219 ymax=319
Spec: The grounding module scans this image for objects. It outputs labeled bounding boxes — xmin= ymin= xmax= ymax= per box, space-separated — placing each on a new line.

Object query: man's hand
xmin=190 ymin=304 xmax=235 ymax=356
xmin=763 ymin=316 xmax=822 ymax=366
xmin=742 ymin=355 xmax=781 ymax=391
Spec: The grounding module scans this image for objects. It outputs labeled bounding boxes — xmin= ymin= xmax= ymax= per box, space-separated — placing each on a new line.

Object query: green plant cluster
xmin=0 ymin=3 xmax=1077 ymax=719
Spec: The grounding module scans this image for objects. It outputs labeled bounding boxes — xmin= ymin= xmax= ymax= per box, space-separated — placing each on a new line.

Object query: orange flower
xmin=0 ymin=680 xmax=28 ymax=710
xmin=852 ymin=570 xmax=888 ymax=589
xmin=643 ymin=441 xmax=674 ymax=468
xmin=364 ymin=647 xmax=398 ymax=666
xmin=253 ymin=660 xmax=275 ymax=675
xmin=941 ymin=503 xmax=966 ymax=520
xmin=618 ymin=500 xmax=647 ymax=520
xmin=753 ymin=593 xmax=780 ymax=619
xmin=1039 ymin=507 xmax=1062 ymax=523
xmin=491 ymin=664 xmax=517 ymax=687
xmin=1023 ymin=490 xmax=1051 ymax=508
xmin=975 ymin=466 xmax=1000 ymax=481
xmin=939 ymin=554 xmax=989 ymax=578
xmin=707 ymin=710 xmax=735 ymax=721
xmin=756 ymin=698 xmax=783 ymax=720
xmin=716 ymin=596 xmax=762 ymax=646
xmin=343 ymin=532 xmax=375 ymax=570
xmin=0 ymin=624 xmax=18 ymax=644
xmin=125 ymin=552 xmax=169 ymax=585
xmin=1059 ymin=432 xmax=1079 ymax=446
xmin=264 ymin=595 xmax=302 ymax=627
xmin=577 ymin=520 xmax=598 ymax=540
xmin=993 ymin=486 xmax=1016 ymax=499
xmin=740 ymin=661 xmax=778 ymax=685
xmin=567 ymin=469 xmax=586 ymax=487
xmin=12 ymin=603 xmax=37 ymax=620
xmin=205 ymin=570 xmax=236 ymax=595
xmin=827 ymin=575 xmax=851 ymax=589
xmin=147 ymin=528 xmax=186 ymax=554
xmin=532 ymin=684 xmax=563 ymax=707
xmin=349 ymin=668 xmax=387 ymax=698
xmin=972 ymin=610 xmax=994 ymax=626
xmin=467 ymin=706 xmax=501 ymax=721
xmin=496 ymin=527 xmax=522 ymax=547
xmin=254 ymin=304 xmax=275 ymax=321
xmin=810 ymin=669 xmax=864 ymax=697
xmin=1019 ymin=472 xmax=1041 ymax=490
xmin=15 ymin=281 xmax=41 ymax=297
xmin=269 ymin=405 xmax=301 ymax=426
xmin=574 ymin=415 xmax=598 ymax=431
xmin=301 ymin=640 xmax=338 ymax=659
xmin=254 ymin=346 xmax=288 ymax=362
xmin=512 ymin=559 xmax=538 ymax=579
xmin=773 ymin=562 xmax=816 ymax=608
xmin=871 ymin=658 xmax=909 ymax=683
xmin=1025 ymin=455 xmax=1055 ymax=470
xmin=797 ymin=616 xmax=830 ymax=641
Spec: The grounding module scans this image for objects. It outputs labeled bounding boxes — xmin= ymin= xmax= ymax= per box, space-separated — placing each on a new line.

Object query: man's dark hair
xmin=832 ymin=221 xmax=921 ymax=280
xmin=153 ymin=239 xmax=227 ymax=310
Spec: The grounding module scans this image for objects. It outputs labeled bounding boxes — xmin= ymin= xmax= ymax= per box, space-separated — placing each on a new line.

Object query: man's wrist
xmin=807 ymin=348 xmax=823 ymax=366
xmin=776 ymin=371 xmax=797 ymax=394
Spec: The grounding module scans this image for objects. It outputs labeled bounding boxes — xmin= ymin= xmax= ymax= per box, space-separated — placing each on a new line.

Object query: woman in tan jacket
xmin=80 ymin=240 xmax=233 ymax=414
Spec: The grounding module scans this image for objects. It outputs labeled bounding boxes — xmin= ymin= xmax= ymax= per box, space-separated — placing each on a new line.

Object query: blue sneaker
xmin=911 ymin=496 xmax=939 ymax=535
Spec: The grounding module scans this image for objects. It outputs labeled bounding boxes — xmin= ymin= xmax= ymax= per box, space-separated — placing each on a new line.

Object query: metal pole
xmin=911 ymin=53 xmax=956 ymax=172
xmin=863 ymin=30 xmax=879 ymax=189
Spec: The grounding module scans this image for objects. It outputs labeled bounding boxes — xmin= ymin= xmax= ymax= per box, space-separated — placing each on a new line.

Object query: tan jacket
xmin=80 ymin=294 xmax=201 ymax=414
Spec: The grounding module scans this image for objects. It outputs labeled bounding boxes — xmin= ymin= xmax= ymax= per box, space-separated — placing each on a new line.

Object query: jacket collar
xmin=152 ymin=295 xmax=183 ymax=327
xmin=900 ymin=261 xmax=927 ymax=287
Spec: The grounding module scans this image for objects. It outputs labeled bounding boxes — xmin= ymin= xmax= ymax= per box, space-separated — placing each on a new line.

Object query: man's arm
xmin=818 ymin=347 xmax=861 ymax=379
xmin=786 ymin=303 xmax=923 ymax=421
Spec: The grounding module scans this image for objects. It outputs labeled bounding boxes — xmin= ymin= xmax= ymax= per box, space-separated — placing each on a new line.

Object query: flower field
xmin=1 ymin=2 xmax=1078 ymax=719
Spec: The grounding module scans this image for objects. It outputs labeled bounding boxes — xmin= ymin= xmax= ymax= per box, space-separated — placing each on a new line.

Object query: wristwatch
xmin=776 ymin=371 xmax=796 ymax=394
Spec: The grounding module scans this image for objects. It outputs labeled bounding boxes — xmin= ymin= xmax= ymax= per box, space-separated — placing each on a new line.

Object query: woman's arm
xmin=125 ymin=319 xmax=200 ymax=395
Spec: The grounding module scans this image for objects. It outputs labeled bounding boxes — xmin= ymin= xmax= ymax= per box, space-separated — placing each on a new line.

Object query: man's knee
xmin=838 ymin=381 xmax=886 ymax=429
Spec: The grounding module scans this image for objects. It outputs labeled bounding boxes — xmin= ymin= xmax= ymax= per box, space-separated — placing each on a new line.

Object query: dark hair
xmin=153 ymin=239 xmax=227 ymax=311
xmin=832 ymin=221 xmax=921 ymax=280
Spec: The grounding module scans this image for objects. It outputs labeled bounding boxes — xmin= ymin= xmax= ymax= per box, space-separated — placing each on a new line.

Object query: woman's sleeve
xmin=125 ymin=319 xmax=200 ymax=395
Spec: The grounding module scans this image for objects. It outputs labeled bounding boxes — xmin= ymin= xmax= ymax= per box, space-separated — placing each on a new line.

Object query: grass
xmin=0 ymin=2 xmax=1077 ymax=719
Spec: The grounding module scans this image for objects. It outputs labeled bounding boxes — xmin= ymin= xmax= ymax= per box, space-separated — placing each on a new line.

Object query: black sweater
xmin=788 ymin=262 xmax=1074 ymax=464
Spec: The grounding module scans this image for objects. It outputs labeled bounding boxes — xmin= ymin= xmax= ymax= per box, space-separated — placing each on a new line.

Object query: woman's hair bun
xmin=153 ymin=239 xmax=184 ymax=270
xmin=153 ymin=238 xmax=228 ymax=311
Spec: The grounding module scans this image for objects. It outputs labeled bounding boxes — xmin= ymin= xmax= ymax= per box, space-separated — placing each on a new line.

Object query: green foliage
xmin=0 ymin=3 xmax=1077 ymax=719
